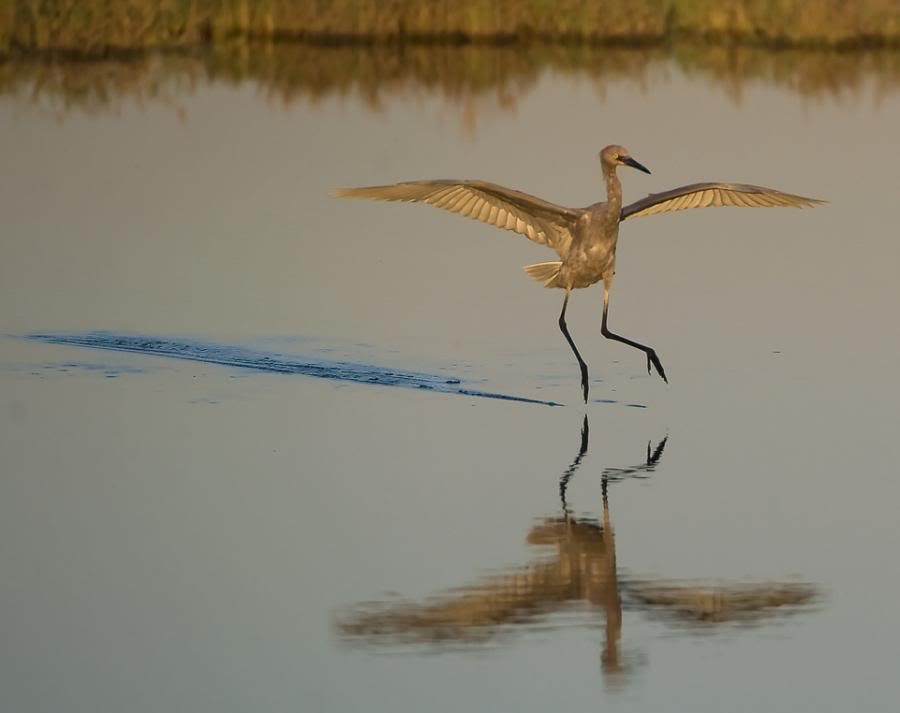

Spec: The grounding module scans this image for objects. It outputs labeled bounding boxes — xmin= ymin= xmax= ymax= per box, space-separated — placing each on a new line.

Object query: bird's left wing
xmin=336 ymin=179 xmax=580 ymax=257
xmin=620 ymin=182 xmax=825 ymax=222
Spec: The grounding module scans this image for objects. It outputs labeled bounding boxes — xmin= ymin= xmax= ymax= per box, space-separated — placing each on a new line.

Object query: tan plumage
xmin=336 ymin=145 xmax=825 ymax=402
xmin=522 ymin=260 xmax=563 ymax=287
xmin=621 ymin=182 xmax=824 ymax=221
xmin=335 ymin=179 xmax=579 ymax=256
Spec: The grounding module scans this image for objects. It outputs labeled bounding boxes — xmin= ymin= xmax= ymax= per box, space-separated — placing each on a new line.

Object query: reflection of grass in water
xmin=671 ymin=44 xmax=900 ymax=106
xmin=3 ymin=1 xmax=900 ymax=56
xmin=3 ymin=44 xmax=900 ymax=122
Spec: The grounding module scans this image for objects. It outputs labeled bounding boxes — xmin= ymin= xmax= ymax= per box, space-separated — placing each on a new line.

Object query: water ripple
xmin=26 ymin=332 xmax=561 ymax=407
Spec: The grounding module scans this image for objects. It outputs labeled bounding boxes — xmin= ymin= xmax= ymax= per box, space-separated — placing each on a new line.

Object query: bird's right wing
xmin=336 ymin=179 xmax=580 ymax=257
xmin=620 ymin=182 xmax=825 ymax=221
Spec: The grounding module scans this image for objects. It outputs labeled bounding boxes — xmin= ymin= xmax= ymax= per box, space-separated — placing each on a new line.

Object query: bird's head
xmin=599 ymin=145 xmax=651 ymax=174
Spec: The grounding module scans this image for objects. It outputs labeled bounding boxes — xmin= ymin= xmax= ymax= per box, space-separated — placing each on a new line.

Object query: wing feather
xmin=336 ymin=179 xmax=581 ymax=256
xmin=441 ymin=189 xmax=468 ymax=211
xmin=621 ymin=182 xmax=825 ymax=221
xmin=729 ymin=191 xmax=751 ymax=207
xmin=429 ymin=186 xmax=457 ymax=205
xmin=462 ymin=194 xmax=483 ymax=216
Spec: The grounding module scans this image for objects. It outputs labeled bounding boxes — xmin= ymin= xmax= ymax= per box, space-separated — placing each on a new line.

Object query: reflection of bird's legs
xmin=647 ymin=436 xmax=668 ymax=467
xmin=600 ymin=476 xmax=622 ymax=677
xmin=559 ymin=415 xmax=590 ymax=516
xmin=601 ymin=279 xmax=668 ymax=383
xmin=558 ymin=289 xmax=590 ymax=403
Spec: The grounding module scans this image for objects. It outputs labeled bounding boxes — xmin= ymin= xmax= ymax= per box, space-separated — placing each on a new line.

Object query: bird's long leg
xmin=601 ymin=280 xmax=668 ymax=383
xmin=558 ymin=290 xmax=590 ymax=403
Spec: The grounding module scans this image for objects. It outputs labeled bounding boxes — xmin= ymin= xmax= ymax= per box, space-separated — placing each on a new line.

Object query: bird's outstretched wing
xmin=620 ymin=182 xmax=825 ymax=221
xmin=336 ymin=180 xmax=580 ymax=257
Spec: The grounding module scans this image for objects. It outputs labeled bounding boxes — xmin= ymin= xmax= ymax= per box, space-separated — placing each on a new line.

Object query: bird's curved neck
xmin=602 ymin=164 xmax=622 ymax=209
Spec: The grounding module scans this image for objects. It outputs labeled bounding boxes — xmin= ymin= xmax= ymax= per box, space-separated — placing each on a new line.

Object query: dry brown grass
xmin=672 ymin=0 xmax=900 ymax=46
xmin=3 ymin=1 xmax=900 ymax=58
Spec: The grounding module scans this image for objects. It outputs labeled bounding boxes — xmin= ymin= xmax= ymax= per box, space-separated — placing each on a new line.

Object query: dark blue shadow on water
xmin=27 ymin=332 xmax=561 ymax=407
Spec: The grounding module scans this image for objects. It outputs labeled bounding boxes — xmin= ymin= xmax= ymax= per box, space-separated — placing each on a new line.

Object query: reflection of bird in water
xmin=337 ymin=418 xmax=816 ymax=686
xmin=337 ymin=146 xmax=824 ymax=401
xmin=554 ymin=415 xmax=667 ymax=678
xmin=559 ymin=415 xmax=667 ymax=517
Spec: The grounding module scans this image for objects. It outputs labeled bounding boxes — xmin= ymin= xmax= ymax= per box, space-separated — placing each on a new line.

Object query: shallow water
xmin=2 ymin=45 xmax=900 ymax=712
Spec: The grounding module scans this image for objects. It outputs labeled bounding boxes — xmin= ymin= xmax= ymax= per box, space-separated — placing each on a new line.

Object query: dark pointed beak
xmin=622 ymin=156 xmax=651 ymax=175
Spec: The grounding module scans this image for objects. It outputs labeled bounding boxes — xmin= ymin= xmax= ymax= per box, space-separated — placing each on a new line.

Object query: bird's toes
xmin=648 ymin=351 xmax=668 ymax=384
xmin=655 ymin=362 xmax=669 ymax=384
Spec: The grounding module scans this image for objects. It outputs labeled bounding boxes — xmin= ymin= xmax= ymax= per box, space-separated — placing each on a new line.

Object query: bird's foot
xmin=646 ymin=350 xmax=668 ymax=384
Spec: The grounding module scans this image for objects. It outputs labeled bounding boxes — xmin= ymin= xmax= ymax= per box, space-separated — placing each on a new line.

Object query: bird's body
xmin=337 ymin=145 xmax=824 ymax=402
xmin=545 ymin=204 xmax=618 ymax=290
xmin=546 ymin=168 xmax=624 ymax=290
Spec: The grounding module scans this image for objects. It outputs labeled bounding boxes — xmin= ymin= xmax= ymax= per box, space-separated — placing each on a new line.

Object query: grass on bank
xmin=3 ymin=0 xmax=900 ymax=57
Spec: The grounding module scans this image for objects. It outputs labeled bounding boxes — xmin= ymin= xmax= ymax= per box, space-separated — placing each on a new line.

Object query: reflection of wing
xmin=338 ymin=517 xmax=612 ymax=645
xmin=621 ymin=182 xmax=825 ymax=221
xmin=336 ymin=179 xmax=580 ymax=256
xmin=629 ymin=581 xmax=817 ymax=624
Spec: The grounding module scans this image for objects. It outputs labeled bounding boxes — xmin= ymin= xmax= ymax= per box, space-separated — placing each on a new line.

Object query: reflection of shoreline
xmin=3 ymin=44 xmax=900 ymax=122
xmin=337 ymin=418 xmax=818 ymax=689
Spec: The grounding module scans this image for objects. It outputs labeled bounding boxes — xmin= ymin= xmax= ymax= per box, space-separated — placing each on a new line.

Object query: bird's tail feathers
xmin=523 ymin=261 xmax=562 ymax=288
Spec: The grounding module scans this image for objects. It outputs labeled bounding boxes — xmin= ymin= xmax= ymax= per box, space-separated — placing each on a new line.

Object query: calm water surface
xmin=2 ymin=45 xmax=900 ymax=712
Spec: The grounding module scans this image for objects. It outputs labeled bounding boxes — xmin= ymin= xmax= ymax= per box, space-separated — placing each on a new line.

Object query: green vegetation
xmin=3 ymin=0 xmax=900 ymax=58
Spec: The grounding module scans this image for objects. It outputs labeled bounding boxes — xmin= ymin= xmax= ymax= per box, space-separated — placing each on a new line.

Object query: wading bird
xmin=337 ymin=145 xmax=824 ymax=402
